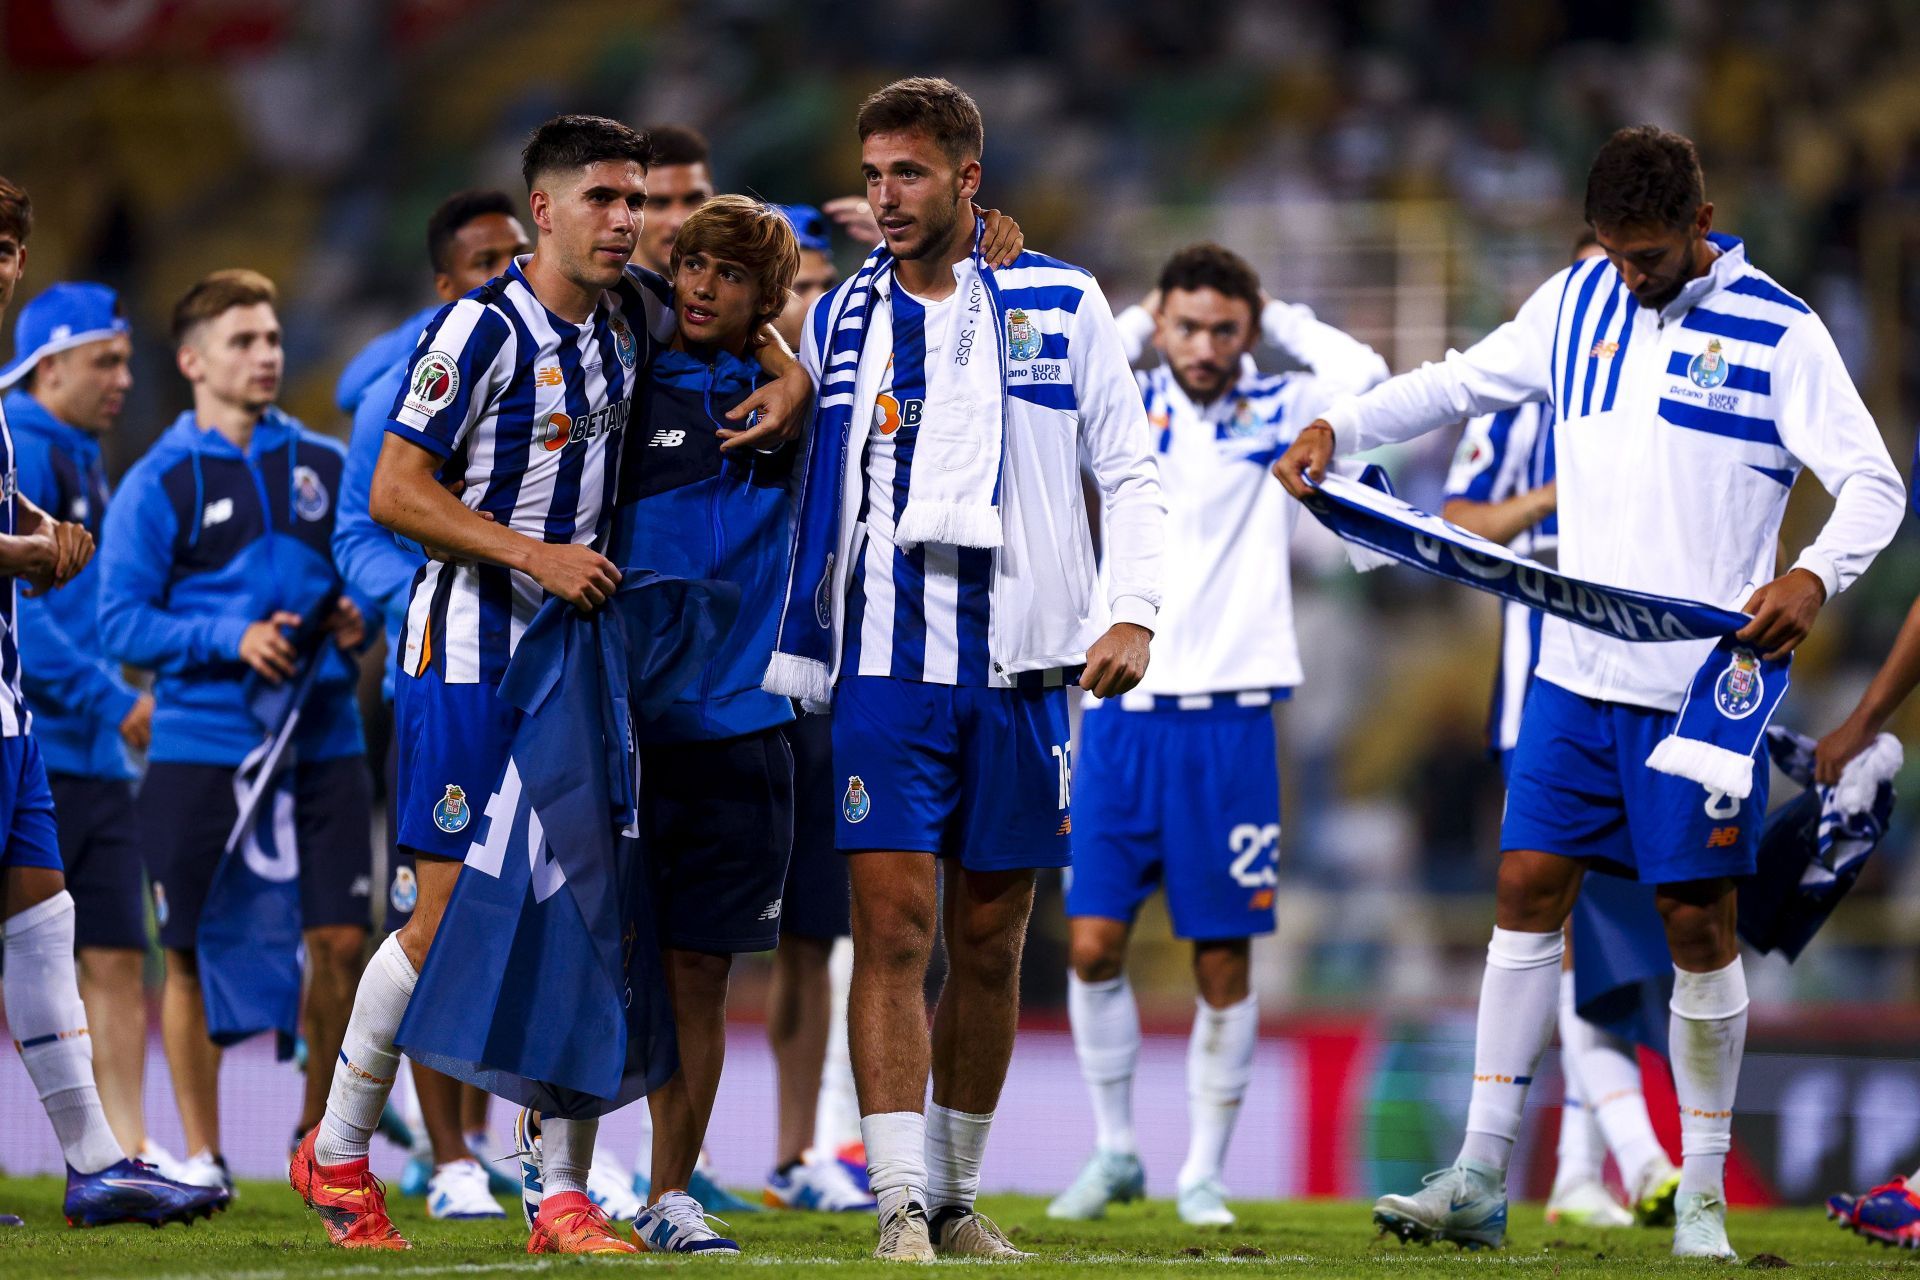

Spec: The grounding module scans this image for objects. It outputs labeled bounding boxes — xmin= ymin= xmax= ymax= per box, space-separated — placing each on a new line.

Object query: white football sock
xmin=1566 ymin=997 xmax=1670 ymax=1191
xmin=631 ymin=1103 xmax=653 ymax=1183
xmin=1179 ymin=992 xmax=1257 ymax=1191
xmin=1067 ymin=972 xmax=1140 ymax=1156
xmin=1460 ymin=926 xmax=1563 ymax=1174
xmin=6 ymin=893 xmax=123 ymax=1174
xmin=1670 ymin=957 xmax=1747 ymax=1198
xmin=814 ymin=936 xmax=861 ymax=1152
xmin=316 ymin=933 xmax=416 ymax=1165
xmin=861 ymin=1110 xmax=928 ymax=1222
xmin=541 ymin=1117 xmax=595 ymax=1196
xmin=1553 ymin=973 xmax=1603 ymax=1188
xmin=925 ymin=1103 xmax=992 ymax=1212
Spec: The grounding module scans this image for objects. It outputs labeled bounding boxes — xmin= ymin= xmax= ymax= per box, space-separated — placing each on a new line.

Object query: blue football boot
xmin=64 ymin=1158 xmax=229 ymax=1228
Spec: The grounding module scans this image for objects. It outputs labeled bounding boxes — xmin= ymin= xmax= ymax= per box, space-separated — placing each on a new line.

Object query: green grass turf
xmin=0 ymin=1178 xmax=1912 ymax=1277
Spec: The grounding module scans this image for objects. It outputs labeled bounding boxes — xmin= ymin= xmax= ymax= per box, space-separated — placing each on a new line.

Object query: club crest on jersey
xmin=1227 ymin=398 xmax=1261 ymax=438
xmin=610 ymin=314 xmax=637 ymax=369
xmin=842 ymin=775 xmax=870 ymax=824
xmin=432 ymin=784 xmax=471 ymax=833
xmin=1006 ymin=309 xmax=1041 ymax=361
xmin=292 ymin=465 xmax=330 ymax=522
xmin=389 ymin=865 xmax=418 ymax=914
xmin=1689 ymin=339 xmax=1729 ymax=389
xmin=815 ymin=551 xmax=836 ymax=629
xmin=1713 ymin=647 xmax=1764 ymax=720
xmin=405 ymin=350 xmax=460 ymax=413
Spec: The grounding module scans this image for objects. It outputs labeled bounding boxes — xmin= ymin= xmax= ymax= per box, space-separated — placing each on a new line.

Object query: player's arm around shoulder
xmin=1066 ymin=270 xmax=1163 ymax=697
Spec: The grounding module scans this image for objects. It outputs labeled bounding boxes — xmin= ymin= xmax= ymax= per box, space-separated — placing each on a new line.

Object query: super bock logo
xmin=1006 ymin=308 xmax=1041 ymax=361
xmin=1689 ymin=338 xmax=1729 ymax=389
xmin=433 ymin=784 xmax=471 ymax=834
xmin=842 ymin=775 xmax=871 ymax=824
xmin=1714 ymin=647 xmax=1765 ymax=720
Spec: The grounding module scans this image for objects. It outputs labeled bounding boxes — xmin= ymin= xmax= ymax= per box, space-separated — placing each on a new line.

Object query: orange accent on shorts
xmin=1706 ymin=825 xmax=1740 ymax=848
xmin=414 ymin=622 xmax=434 ymax=678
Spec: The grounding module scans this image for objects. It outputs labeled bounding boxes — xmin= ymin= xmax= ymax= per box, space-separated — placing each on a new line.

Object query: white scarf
xmin=868 ymin=261 xmax=1006 ymax=550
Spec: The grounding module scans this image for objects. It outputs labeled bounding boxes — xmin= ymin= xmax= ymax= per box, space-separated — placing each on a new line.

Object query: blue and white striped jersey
xmin=1326 ymin=232 xmax=1905 ymax=711
xmin=1443 ymin=400 xmax=1555 ymax=753
xmin=386 ymin=258 xmax=673 ymax=686
xmin=844 ymin=288 xmax=996 ymax=685
xmin=835 ymin=256 xmax=1138 ymax=689
xmin=0 ymin=398 xmax=26 ymax=737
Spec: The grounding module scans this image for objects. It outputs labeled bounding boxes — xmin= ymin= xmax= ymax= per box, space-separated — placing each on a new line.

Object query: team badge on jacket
xmin=842 ymin=775 xmax=871 ymax=824
xmin=389 ymin=865 xmax=419 ymax=914
xmin=292 ymin=465 xmax=330 ymax=521
xmin=433 ymin=783 xmax=471 ymax=833
xmin=1689 ymin=338 xmax=1729 ymax=389
xmin=1714 ymin=647 xmax=1765 ymax=719
xmin=1006 ymin=308 xmax=1041 ymax=361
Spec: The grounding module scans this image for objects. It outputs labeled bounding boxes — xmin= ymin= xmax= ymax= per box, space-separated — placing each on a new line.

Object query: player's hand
xmin=326 ymin=596 xmax=366 ymax=651
xmin=1814 ymin=711 xmax=1880 ymax=786
xmin=527 ymin=541 xmax=621 ymax=613
xmin=823 ymin=196 xmax=882 ymax=246
xmin=974 ymin=204 xmax=1023 ymax=268
xmin=239 ymin=611 xmax=303 ymax=684
xmin=50 ymin=520 xmax=93 ymax=586
xmin=118 ymin=694 xmax=154 ymax=752
xmin=1080 ymin=622 xmax=1152 ymax=699
xmin=719 ymin=364 xmax=813 ymax=453
xmin=1736 ymin=568 xmax=1827 ymax=660
xmin=1272 ymin=421 xmax=1336 ymax=499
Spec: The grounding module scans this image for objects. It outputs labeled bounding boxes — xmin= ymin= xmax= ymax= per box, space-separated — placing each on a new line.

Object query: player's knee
xmin=1068 ymin=936 xmax=1124 ymax=983
xmin=1657 ymin=892 xmax=1736 ymax=968
xmin=1493 ymin=853 xmax=1579 ymax=929
xmin=303 ymin=925 xmax=367 ymax=975
xmin=948 ymin=921 xmax=1025 ymax=991
xmin=853 ymin=898 xmax=934 ymax=973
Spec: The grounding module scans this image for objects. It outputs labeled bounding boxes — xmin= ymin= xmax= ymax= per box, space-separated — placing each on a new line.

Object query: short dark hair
xmin=520 ymin=114 xmax=653 ymax=191
xmin=1156 ymin=243 xmax=1261 ymax=317
xmin=856 ymin=77 xmax=984 ymax=163
xmin=427 ymin=189 xmax=518 ymax=273
xmin=1584 ymin=125 xmax=1706 ymax=233
xmin=0 ymin=175 xmax=30 ymax=245
xmin=172 ymin=268 xmax=277 ymax=344
xmin=646 ymin=123 xmax=710 ymax=169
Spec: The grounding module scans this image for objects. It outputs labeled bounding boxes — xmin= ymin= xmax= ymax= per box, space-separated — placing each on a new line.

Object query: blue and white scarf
xmin=765 ymin=223 xmax=1007 ymax=709
xmin=1301 ymin=468 xmax=1789 ymax=797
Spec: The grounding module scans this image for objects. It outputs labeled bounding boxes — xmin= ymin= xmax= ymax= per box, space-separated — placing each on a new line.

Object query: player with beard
xmin=1049 ymin=243 xmax=1385 ymax=1227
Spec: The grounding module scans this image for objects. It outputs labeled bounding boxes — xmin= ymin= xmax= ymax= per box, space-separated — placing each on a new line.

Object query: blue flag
xmin=398 ymin=571 xmax=739 ymax=1118
xmin=197 ymin=590 xmax=343 ymax=1050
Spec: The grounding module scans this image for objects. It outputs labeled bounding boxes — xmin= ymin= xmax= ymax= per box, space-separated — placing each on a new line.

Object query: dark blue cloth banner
xmin=198 ymin=588 xmax=341 ymax=1050
xmin=397 ymin=571 xmax=739 ymax=1118
xmin=1299 ymin=468 xmax=1751 ymax=643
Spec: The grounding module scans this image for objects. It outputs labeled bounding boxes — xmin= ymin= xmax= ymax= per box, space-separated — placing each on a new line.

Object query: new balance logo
xmin=650 ymin=430 xmax=686 ymax=448
xmin=758 ymin=899 xmax=782 ymax=921
xmin=202 ymin=498 xmax=234 ymax=528
xmin=1706 ymin=825 xmax=1741 ymax=848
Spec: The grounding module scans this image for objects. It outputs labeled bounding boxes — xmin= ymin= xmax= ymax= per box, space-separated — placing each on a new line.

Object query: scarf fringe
xmin=763 ymin=651 xmax=832 ymax=712
xmin=1646 ymin=735 xmax=1757 ymax=799
xmin=894 ymin=500 xmax=1006 ymax=550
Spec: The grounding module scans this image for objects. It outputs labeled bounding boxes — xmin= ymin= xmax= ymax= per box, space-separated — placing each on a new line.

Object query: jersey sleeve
xmin=626 ymin=265 xmax=678 ymax=345
xmin=1070 ymin=273 xmax=1165 ymax=631
xmin=1770 ymin=315 xmax=1906 ymax=597
xmin=386 ymin=300 xmax=514 ymax=458
xmin=1321 ymin=268 xmax=1566 ymax=455
xmin=1442 ymin=409 xmax=1524 ymax=503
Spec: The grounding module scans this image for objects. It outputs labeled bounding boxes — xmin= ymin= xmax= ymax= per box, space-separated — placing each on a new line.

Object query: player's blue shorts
xmin=1501 ymin=677 xmax=1768 ymax=884
xmin=393 ymin=666 xmax=522 ymax=861
xmin=1066 ymin=700 xmax=1281 ymax=940
xmin=832 ymin=675 xmax=1071 ymax=871
xmin=0 ymin=733 xmax=61 ymax=873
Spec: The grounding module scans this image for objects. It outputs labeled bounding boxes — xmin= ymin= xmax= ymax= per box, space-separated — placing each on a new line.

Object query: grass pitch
xmin=0 ymin=1177 xmax=1909 ymax=1277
